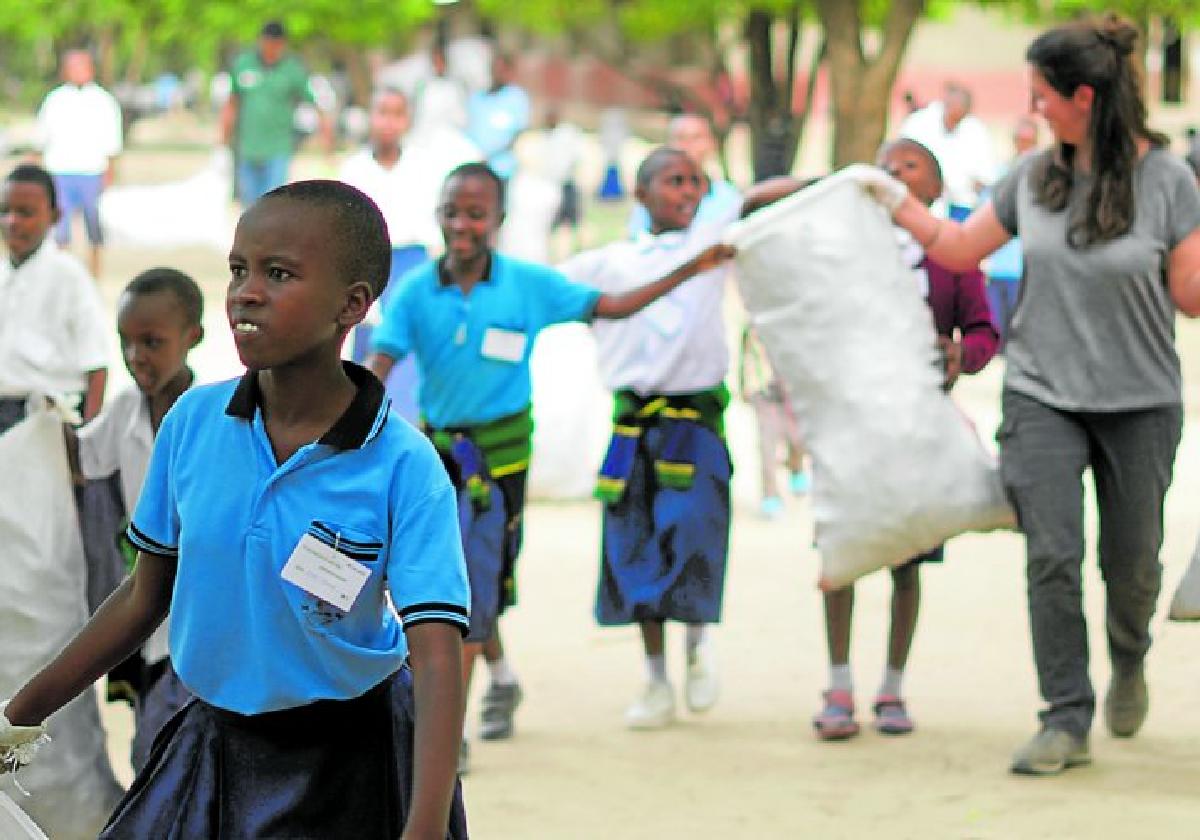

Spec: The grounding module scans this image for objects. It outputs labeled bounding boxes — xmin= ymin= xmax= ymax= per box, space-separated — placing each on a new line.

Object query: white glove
xmin=849 ymin=165 xmax=909 ymax=214
xmin=0 ymin=702 xmax=48 ymax=775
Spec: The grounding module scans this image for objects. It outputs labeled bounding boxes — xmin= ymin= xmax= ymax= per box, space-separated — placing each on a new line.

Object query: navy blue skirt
xmin=596 ymin=422 xmax=731 ymax=625
xmin=100 ymin=667 xmax=468 ymax=839
xmin=130 ymin=660 xmax=191 ymax=773
xmin=454 ymin=472 xmax=527 ymax=643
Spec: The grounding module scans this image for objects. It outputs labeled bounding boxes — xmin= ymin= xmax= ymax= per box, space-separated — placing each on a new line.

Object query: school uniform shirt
xmin=36 ymin=82 xmax=123 ymax=175
xmin=79 ymin=383 xmax=194 ymax=664
xmin=0 ymin=239 xmax=109 ymax=399
xmin=466 ymin=83 xmax=531 ymax=180
xmin=370 ymin=253 xmax=601 ymax=429
xmin=337 ymin=130 xmax=480 ymax=253
xmin=126 ymin=362 xmax=470 ymax=715
xmin=560 ymin=203 xmax=740 ymax=396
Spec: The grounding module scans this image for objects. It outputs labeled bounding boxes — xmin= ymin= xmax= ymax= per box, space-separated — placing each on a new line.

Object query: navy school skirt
xmin=596 ymin=422 xmax=731 ymax=625
xmin=100 ymin=666 xmax=469 ymax=839
xmin=442 ymin=462 xmax=527 ymax=643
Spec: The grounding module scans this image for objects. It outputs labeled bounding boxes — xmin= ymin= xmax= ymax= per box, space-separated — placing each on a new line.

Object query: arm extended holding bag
xmin=3 ymin=551 xmax=175 ymax=739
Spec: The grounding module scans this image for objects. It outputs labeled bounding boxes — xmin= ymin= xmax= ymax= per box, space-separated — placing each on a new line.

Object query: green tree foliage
xmin=0 ymin=0 xmax=433 ymax=104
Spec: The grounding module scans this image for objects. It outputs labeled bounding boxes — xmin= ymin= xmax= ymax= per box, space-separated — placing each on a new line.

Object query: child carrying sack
xmin=724 ymin=167 xmax=1015 ymax=589
xmin=0 ymin=398 xmax=125 ymax=840
xmin=1168 ymin=532 xmax=1200 ymax=621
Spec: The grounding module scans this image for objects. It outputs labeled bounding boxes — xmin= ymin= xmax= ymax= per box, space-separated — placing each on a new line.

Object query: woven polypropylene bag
xmin=0 ymin=792 xmax=48 ymax=840
xmin=0 ymin=399 xmax=124 ymax=839
xmin=724 ymin=167 xmax=1015 ymax=589
xmin=1168 ymin=533 xmax=1200 ymax=621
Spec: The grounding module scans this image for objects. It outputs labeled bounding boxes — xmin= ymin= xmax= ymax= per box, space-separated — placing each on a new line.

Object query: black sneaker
xmin=479 ymin=681 xmax=523 ymax=740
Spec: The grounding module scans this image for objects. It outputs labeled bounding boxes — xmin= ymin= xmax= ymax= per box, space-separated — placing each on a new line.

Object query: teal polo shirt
xmin=127 ymin=362 xmax=469 ymax=715
xmin=371 ymin=252 xmax=601 ymax=428
xmin=230 ymin=50 xmax=314 ymax=160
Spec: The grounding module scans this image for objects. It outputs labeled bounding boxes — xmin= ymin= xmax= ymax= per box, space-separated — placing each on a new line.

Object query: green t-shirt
xmin=230 ymin=50 xmax=314 ymax=161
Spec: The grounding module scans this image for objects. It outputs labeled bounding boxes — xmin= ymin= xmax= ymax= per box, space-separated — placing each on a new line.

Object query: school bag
xmin=724 ymin=167 xmax=1015 ymax=589
xmin=1168 ymin=531 xmax=1200 ymax=621
xmin=0 ymin=397 xmax=125 ymax=839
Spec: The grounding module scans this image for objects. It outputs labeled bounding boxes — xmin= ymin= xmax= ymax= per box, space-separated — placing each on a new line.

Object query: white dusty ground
xmin=76 ymin=149 xmax=1200 ymax=839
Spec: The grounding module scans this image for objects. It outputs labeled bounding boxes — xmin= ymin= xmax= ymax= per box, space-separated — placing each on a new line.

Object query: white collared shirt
xmin=36 ymin=82 xmax=123 ymax=175
xmin=559 ymin=205 xmax=739 ymax=396
xmin=0 ymin=240 xmax=110 ymax=398
xmin=337 ymin=127 xmax=480 ymax=252
xmin=78 ymin=384 xmax=173 ymax=663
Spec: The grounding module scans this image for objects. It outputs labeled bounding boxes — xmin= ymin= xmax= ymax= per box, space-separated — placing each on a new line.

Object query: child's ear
xmin=187 ymin=324 xmax=204 ymax=349
xmin=634 ymin=184 xmax=647 ymax=207
xmin=339 ymin=280 xmax=373 ymax=328
xmin=50 ymin=206 xmax=62 ymax=226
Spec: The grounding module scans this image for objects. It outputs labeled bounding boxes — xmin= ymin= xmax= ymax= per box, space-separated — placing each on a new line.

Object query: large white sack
xmin=0 ymin=792 xmax=48 ymax=840
xmin=725 ymin=167 xmax=1015 ymax=589
xmin=528 ymin=324 xmax=611 ymax=499
xmin=0 ymin=399 xmax=124 ymax=839
xmin=99 ymin=149 xmax=233 ymax=253
xmin=1168 ymin=532 xmax=1200 ymax=621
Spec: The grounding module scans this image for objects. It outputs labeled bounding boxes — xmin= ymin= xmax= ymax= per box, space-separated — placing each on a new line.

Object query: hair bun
xmin=1097 ymin=14 xmax=1138 ymax=57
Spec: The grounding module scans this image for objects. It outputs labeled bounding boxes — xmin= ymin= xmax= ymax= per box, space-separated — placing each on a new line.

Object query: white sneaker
xmin=685 ymin=644 xmax=720 ymax=713
xmin=624 ymin=679 xmax=675 ymax=730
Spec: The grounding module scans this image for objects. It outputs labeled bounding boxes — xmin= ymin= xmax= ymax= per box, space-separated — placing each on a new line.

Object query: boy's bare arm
xmin=82 ymin=368 xmax=107 ymax=422
xmin=740 ymin=176 xmax=809 ymax=217
xmin=366 ymin=353 xmax=396 ymax=384
xmin=403 ymin=622 xmax=465 ymax=840
xmin=592 ymin=243 xmax=736 ymax=320
xmin=4 ymin=551 xmax=175 ymax=726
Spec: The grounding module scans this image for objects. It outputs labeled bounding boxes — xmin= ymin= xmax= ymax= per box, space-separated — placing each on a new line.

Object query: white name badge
xmin=281 ymin=534 xmax=372 ymax=612
xmin=481 ymin=328 xmax=527 ymax=363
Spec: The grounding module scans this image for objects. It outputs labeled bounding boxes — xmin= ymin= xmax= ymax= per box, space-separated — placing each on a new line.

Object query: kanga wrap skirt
xmin=596 ymin=421 xmax=731 ymax=625
xmin=100 ymin=665 xmax=469 ymax=839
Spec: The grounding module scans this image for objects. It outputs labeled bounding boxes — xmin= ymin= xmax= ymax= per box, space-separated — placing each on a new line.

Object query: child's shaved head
xmin=125 ymin=267 xmax=204 ymax=327
xmin=635 ymin=147 xmax=691 ymax=191
xmin=260 ymin=180 xmax=391 ymax=299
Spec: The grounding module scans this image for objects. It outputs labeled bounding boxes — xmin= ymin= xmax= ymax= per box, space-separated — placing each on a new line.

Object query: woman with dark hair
xmin=856 ymin=13 xmax=1200 ymax=775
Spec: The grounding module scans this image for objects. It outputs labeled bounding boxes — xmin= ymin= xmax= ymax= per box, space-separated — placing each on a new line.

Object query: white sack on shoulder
xmin=0 ymin=399 xmax=124 ymax=840
xmin=0 ymin=792 xmax=48 ymax=840
xmin=1168 ymin=532 xmax=1200 ymax=621
xmin=724 ymin=167 xmax=1015 ymax=589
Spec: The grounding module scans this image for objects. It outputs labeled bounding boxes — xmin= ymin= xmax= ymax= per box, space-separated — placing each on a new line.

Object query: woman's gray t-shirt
xmin=991 ymin=147 xmax=1200 ymax=411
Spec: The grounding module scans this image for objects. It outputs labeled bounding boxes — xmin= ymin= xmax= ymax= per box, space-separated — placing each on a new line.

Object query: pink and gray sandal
xmin=813 ymin=690 xmax=860 ymax=740
xmin=873 ymin=695 xmax=915 ymax=735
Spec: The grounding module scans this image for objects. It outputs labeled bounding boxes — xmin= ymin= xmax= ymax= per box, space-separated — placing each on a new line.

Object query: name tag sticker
xmin=281 ymin=534 xmax=371 ymax=612
xmin=481 ymin=328 xmax=527 ymax=363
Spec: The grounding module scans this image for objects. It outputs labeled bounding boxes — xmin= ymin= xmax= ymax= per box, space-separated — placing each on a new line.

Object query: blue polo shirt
xmin=127 ymin=362 xmax=469 ymax=715
xmin=371 ymin=252 xmax=601 ymax=428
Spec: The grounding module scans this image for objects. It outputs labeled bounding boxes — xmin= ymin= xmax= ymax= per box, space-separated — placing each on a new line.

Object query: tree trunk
xmin=336 ymin=44 xmax=374 ymax=107
xmin=816 ymin=0 xmax=924 ymax=169
xmin=744 ymin=5 xmax=810 ymax=181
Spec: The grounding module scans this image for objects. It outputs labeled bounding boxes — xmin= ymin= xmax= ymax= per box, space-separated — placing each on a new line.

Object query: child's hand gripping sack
xmin=0 ymin=702 xmax=49 ymax=775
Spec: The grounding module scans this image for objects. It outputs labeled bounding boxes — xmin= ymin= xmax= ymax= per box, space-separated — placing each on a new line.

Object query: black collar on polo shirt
xmin=225 ymin=361 xmax=386 ymax=450
xmin=436 ymin=251 xmax=494 ymax=288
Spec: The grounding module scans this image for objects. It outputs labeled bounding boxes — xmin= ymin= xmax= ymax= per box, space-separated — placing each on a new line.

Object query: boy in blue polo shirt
xmin=1 ymin=180 xmax=470 ymax=839
xmin=368 ymin=161 xmax=732 ymax=768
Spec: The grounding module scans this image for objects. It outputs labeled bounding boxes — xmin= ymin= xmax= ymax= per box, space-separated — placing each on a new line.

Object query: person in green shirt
xmin=220 ymin=20 xmax=331 ymax=205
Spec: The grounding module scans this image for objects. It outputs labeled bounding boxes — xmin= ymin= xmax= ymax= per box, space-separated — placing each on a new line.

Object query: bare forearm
xmin=892 ymin=196 xmax=1001 ymax=272
xmin=5 ymin=554 xmax=173 ymax=726
xmin=741 ymin=176 xmax=806 ymax=217
xmin=82 ymin=368 xmax=106 ymax=422
xmin=367 ymin=353 xmax=395 ymax=383
xmin=220 ymin=99 xmax=238 ymax=146
xmin=593 ymin=267 xmax=689 ymax=319
xmin=404 ymin=624 xmax=464 ymax=839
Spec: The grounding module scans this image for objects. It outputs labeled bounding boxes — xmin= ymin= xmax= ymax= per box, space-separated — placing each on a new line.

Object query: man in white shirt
xmin=337 ymin=86 xmax=478 ymax=419
xmin=899 ymin=82 xmax=996 ymax=220
xmin=36 ymin=49 xmax=123 ymax=278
